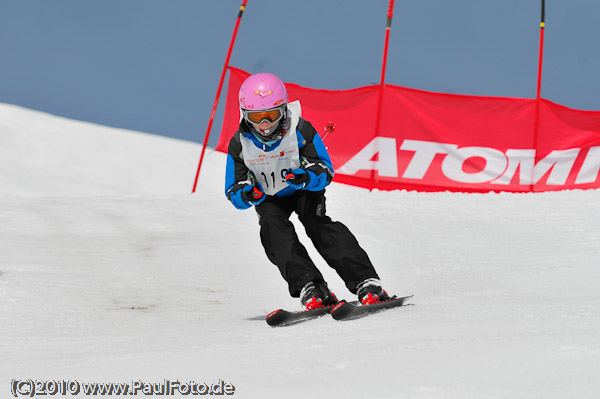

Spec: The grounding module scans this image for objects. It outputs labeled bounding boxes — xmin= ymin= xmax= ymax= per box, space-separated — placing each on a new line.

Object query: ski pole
xmin=322 ymin=122 xmax=336 ymax=149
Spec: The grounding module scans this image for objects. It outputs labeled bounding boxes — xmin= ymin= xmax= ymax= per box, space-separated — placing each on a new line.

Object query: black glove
xmin=284 ymin=168 xmax=310 ymax=189
xmin=227 ymin=182 xmax=265 ymax=209
xmin=241 ymin=184 xmax=265 ymax=203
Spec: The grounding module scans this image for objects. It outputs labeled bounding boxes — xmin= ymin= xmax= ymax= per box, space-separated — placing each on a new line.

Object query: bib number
xmin=259 ymin=169 xmax=288 ymax=189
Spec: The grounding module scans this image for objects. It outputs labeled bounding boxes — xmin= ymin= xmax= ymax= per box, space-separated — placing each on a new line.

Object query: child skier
xmin=225 ymin=72 xmax=390 ymax=309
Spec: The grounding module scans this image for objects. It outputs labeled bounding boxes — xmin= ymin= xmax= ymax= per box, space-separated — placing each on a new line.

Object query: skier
xmin=225 ymin=72 xmax=390 ymax=309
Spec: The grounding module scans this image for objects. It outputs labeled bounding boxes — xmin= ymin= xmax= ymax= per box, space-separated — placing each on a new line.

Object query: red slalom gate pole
xmin=192 ymin=0 xmax=248 ymax=193
xmin=531 ymin=0 xmax=545 ymax=192
xmin=370 ymin=0 xmax=395 ymax=191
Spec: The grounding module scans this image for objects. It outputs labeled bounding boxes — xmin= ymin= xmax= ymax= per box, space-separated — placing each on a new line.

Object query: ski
xmin=265 ymin=296 xmax=413 ymax=326
xmin=266 ymin=304 xmax=336 ymax=327
xmin=330 ymin=295 xmax=414 ymax=321
xmin=266 ymin=300 xmax=359 ymax=327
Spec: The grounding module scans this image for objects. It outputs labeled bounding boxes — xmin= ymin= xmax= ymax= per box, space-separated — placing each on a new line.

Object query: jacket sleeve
xmin=225 ymin=132 xmax=252 ymax=199
xmin=296 ymin=118 xmax=334 ymax=191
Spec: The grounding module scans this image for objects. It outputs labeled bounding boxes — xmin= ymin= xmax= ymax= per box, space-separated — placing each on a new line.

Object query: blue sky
xmin=1 ymin=0 xmax=599 ymax=146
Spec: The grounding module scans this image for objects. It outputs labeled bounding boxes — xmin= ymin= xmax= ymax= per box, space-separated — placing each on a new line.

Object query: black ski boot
xmin=300 ymin=280 xmax=338 ymax=310
xmin=357 ymin=278 xmax=390 ymax=305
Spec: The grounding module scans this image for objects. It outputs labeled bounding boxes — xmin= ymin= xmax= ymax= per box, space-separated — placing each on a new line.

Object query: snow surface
xmin=1 ymin=102 xmax=599 ymax=398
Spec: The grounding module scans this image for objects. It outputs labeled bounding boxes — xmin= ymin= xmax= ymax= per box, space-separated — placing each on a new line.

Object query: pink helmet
xmin=238 ymin=73 xmax=287 ymax=111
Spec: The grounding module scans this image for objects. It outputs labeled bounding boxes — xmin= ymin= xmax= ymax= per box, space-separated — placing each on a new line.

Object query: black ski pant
xmin=255 ymin=189 xmax=379 ymax=297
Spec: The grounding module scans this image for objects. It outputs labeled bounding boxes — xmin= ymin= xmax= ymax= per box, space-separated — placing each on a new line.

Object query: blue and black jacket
xmin=225 ymin=117 xmax=334 ymax=202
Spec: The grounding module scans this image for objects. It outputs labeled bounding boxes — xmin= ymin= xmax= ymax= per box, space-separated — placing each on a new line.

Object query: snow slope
xmin=1 ymin=103 xmax=599 ymax=398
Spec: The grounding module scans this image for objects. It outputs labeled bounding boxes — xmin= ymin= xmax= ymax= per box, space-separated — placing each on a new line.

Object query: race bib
xmin=240 ymin=101 xmax=302 ymax=195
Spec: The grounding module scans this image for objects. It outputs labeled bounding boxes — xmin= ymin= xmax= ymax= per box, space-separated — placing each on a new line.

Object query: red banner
xmin=216 ymin=66 xmax=600 ymax=192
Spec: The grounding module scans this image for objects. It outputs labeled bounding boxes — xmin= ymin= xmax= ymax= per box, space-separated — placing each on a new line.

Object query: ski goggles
xmin=244 ymin=106 xmax=285 ymax=125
